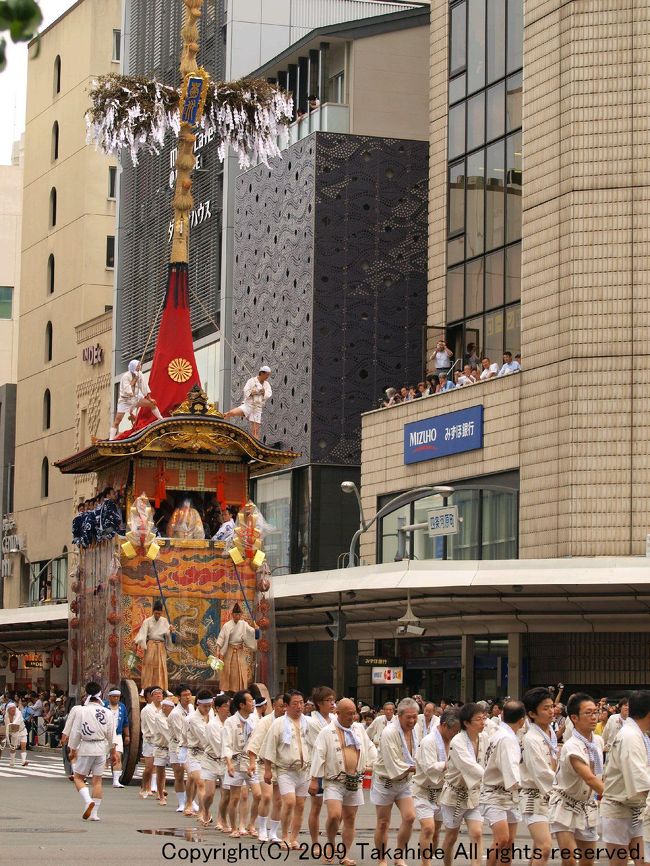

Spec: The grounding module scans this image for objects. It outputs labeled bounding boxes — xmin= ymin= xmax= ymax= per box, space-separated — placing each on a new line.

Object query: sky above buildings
xmin=0 ymin=0 xmax=76 ymax=164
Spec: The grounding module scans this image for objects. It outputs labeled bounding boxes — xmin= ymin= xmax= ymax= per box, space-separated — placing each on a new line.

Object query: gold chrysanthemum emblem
xmin=168 ymin=357 xmax=193 ymax=383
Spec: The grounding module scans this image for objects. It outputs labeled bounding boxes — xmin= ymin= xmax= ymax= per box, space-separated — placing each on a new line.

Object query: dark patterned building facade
xmin=232 ymin=132 xmax=428 ymax=571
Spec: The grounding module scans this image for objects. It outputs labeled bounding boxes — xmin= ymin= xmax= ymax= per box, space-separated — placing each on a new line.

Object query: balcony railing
xmin=286 ymin=102 xmax=350 ymax=145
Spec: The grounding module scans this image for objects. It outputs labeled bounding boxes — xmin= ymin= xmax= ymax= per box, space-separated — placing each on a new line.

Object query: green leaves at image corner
xmin=0 ymin=0 xmax=43 ymax=71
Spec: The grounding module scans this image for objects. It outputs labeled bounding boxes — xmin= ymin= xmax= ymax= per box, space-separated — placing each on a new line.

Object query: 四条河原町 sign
xmin=404 ymin=405 xmax=484 ymax=464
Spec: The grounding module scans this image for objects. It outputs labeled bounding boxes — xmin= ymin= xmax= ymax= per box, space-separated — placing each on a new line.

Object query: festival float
xmin=55 ymin=0 xmax=296 ymax=783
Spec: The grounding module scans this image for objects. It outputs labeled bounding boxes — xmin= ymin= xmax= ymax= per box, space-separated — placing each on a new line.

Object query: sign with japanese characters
xmin=427 ymin=505 xmax=459 ymax=537
xmin=371 ymin=666 xmax=404 ymax=685
xmin=403 ymin=406 xmax=484 ymax=464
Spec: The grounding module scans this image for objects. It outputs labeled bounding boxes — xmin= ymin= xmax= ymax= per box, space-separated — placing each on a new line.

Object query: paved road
xmin=0 ymin=748 xmax=599 ymax=866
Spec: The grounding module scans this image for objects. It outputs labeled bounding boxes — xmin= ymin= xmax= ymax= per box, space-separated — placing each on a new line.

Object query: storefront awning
xmin=0 ymin=603 xmax=68 ymax=648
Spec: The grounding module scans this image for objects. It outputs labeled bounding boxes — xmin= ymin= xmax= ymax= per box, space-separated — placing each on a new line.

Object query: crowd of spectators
xmin=381 ymin=340 xmax=522 ymax=408
xmin=0 ymin=688 xmax=69 ymax=748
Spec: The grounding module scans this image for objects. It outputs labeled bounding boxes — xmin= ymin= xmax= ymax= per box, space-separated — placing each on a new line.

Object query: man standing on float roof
xmin=135 ymin=599 xmax=175 ymax=693
xmin=224 ymin=366 xmax=272 ymax=439
xmin=216 ymin=603 xmax=258 ymax=692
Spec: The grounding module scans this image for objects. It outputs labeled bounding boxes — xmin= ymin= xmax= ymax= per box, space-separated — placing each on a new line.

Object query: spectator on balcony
xmin=457 ymin=365 xmax=477 ymax=387
xmin=497 ymin=351 xmax=520 ymax=376
xmin=297 ymin=108 xmax=307 ymax=122
xmin=400 ymin=386 xmax=410 ymax=402
xmin=479 ymin=357 xmax=499 ymax=380
xmin=417 ymin=382 xmax=428 ymax=398
xmin=464 ymin=343 xmax=479 ymax=370
xmin=308 ymin=95 xmax=320 ymax=111
xmin=514 ymin=353 xmax=522 ymax=370
xmin=408 ymin=386 xmax=418 ymax=400
xmin=426 ymin=374 xmax=439 ymax=394
xmin=383 ymin=388 xmax=401 ymax=408
xmin=431 ymin=339 xmax=454 ymax=377
xmin=437 ymin=373 xmax=455 ymax=393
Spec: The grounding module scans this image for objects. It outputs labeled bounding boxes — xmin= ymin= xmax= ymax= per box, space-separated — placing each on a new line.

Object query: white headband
xmin=84 ymin=690 xmax=102 ymax=705
xmin=197 ymin=698 xmax=213 ymax=705
xmin=6 ymin=701 xmax=16 ymax=709
xmin=162 ymin=699 xmax=175 ymax=707
xmin=108 ymin=689 xmax=121 ymax=696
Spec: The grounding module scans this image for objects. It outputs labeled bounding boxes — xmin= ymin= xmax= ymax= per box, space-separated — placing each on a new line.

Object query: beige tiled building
xmin=1 ymin=0 xmax=120 ymax=687
xmin=273 ymin=0 xmax=650 ymax=703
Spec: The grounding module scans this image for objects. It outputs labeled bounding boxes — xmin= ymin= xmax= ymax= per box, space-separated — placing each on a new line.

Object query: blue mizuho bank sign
xmin=404 ymin=405 xmax=484 ymax=465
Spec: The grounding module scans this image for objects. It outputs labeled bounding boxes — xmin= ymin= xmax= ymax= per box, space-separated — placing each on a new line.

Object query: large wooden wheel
xmin=119 ymin=678 xmax=141 ymax=785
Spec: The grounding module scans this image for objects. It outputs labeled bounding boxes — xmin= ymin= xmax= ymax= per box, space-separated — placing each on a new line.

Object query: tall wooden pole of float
xmin=170 ymin=0 xmax=204 ymax=264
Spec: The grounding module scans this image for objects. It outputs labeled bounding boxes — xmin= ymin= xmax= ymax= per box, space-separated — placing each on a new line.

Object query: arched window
xmin=45 ymin=321 xmax=53 ymax=362
xmin=43 ymin=389 xmax=51 ymax=429
xmin=54 ymin=55 xmax=61 ymax=95
xmin=47 ymin=254 xmax=55 ymax=294
xmin=52 ymin=121 xmax=59 ymax=160
xmin=49 ymin=187 xmax=57 ymax=228
xmin=41 ymin=458 xmax=49 ymax=498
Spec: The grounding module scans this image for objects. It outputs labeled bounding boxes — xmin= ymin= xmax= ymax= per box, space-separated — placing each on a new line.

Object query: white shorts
xmin=277 ymin=769 xmax=310 ymax=798
xmin=414 ymin=795 xmax=442 ymax=822
xmin=550 ymin=821 xmax=599 ymax=842
xmin=601 ymin=816 xmax=643 ymax=845
xmin=239 ymin=404 xmax=262 ymax=424
xmin=113 ymin=733 xmax=124 ymax=754
xmin=441 ymin=804 xmax=483 ymax=829
xmin=117 ymin=397 xmax=139 ymax=414
xmin=74 ymin=754 xmax=106 ymax=777
xmin=154 ymin=751 xmax=169 ymax=768
xmin=201 ymin=767 xmax=222 ymax=782
xmin=523 ymin=813 xmax=550 ymax=827
xmin=481 ymin=804 xmax=522 ymax=826
xmin=226 ymin=769 xmax=260 ymax=788
xmin=221 ymin=772 xmax=232 ymax=789
xmin=323 ymin=781 xmax=364 ymax=807
xmin=187 ymin=760 xmax=202 ymax=774
xmin=142 ymin=741 xmax=155 ymax=758
xmin=169 ymin=750 xmax=180 ymax=765
xmin=370 ymin=777 xmax=413 ymax=806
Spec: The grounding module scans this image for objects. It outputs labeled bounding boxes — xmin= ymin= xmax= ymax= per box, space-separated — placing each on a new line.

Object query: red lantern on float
xmin=257 ymin=577 xmax=270 ymax=593
xmin=107 ymin=611 xmax=121 ymax=626
xmin=257 ymin=615 xmax=270 ymax=630
xmin=70 ymin=617 xmax=80 ymax=629
xmin=108 ymin=633 xmax=118 ymax=648
xmin=9 ymin=654 xmax=18 ymax=673
xmin=52 ymin=647 xmax=64 ymax=668
xmin=258 ymin=638 xmax=270 ymax=653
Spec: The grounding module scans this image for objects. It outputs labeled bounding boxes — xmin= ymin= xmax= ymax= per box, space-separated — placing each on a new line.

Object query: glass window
xmin=506 ymin=131 xmax=522 ymax=241
xmin=329 ymin=71 xmax=345 ymax=103
xmin=448 ymin=161 xmax=465 ymax=236
xmin=467 ymin=0 xmax=486 ymax=93
xmin=45 ymin=321 xmax=53 ymax=362
xmin=447 ymin=264 xmax=464 ymax=322
xmin=379 ymin=502 xmax=410 ymax=563
xmin=49 ymin=187 xmax=57 ymax=228
xmin=507 ymin=0 xmax=523 ymax=73
xmin=47 ymin=254 xmax=55 ymax=294
xmin=485 ymin=249 xmax=504 ymax=309
xmin=467 ymin=92 xmax=485 ymax=152
xmin=447 ymin=489 xmax=480 ymax=559
xmin=482 ymin=490 xmax=517 ymax=559
xmin=466 ymin=150 xmax=484 ymax=257
xmin=112 ymin=29 xmax=121 ymax=63
xmin=505 ymin=303 xmax=520 ymax=355
xmin=0 ymin=286 xmax=12 ymax=319
xmin=449 ymin=74 xmax=466 ymax=105
xmin=43 ymin=389 xmax=51 ymax=430
xmin=448 ymin=103 xmax=466 ymax=160
xmin=487 ymin=0 xmax=505 ymax=83
xmin=41 ymin=458 xmax=49 ymax=498
xmin=53 ymin=56 xmax=61 ymax=96
xmin=194 ymin=340 xmax=220 ymax=405
xmin=464 ymin=316 xmax=483 ymax=362
xmin=450 ymin=1 xmax=467 ymax=76
xmin=52 ymin=121 xmax=59 ymax=161
xmin=505 ymin=242 xmax=521 ymax=302
xmin=506 ymin=71 xmax=522 ymax=131
xmin=485 ymin=140 xmax=505 ymax=250
xmin=484 ymin=308 xmax=504 ymax=360
xmin=108 ymin=166 xmax=117 ymax=199
xmin=486 ymin=81 xmax=505 ymax=141
xmin=448 ymin=236 xmax=465 ymax=266
xmin=413 ymin=494 xmax=445 ymax=561
xmin=106 ymin=235 xmax=115 ymax=268
xmin=465 ymin=258 xmax=484 ymax=317
xmin=254 ymin=473 xmax=292 ymax=574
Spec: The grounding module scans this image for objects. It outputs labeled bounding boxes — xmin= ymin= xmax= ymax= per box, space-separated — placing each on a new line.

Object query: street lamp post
xmin=341 ymin=482 xmax=454 ymax=568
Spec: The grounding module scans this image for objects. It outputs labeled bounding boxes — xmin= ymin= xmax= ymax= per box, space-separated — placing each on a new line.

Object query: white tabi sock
xmin=79 ymin=787 xmax=92 ymax=806
xmin=177 ymin=791 xmax=186 ymax=807
xmin=9 ymin=751 xmax=15 ymax=767
xmin=257 ymin=816 xmax=268 ymax=834
xmin=268 ymin=819 xmax=281 ymax=840
xmin=20 ymin=752 xmax=27 ymax=764
xmin=152 ymin=407 xmax=163 ymax=420
xmin=90 ymin=798 xmax=101 ymax=820
xmin=151 ymin=777 xmax=158 ymax=793
xmin=112 ymin=770 xmax=121 ymax=784
xmin=109 ymin=427 xmax=117 ymax=440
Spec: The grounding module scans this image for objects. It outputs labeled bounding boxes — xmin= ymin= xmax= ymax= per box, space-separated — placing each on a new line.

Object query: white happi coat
xmin=480 ymin=723 xmax=522 ymax=809
xmin=248 ymin=712 xmax=277 ymax=760
xmin=520 ymin=724 xmax=557 ymax=816
xmin=135 ymin=615 xmax=172 ymax=651
xmin=373 ymin=721 xmax=417 ymax=783
xmin=186 ymin=709 xmax=212 ymax=758
xmin=602 ymin=713 xmax=628 ymax=752
xmin=306 ymin=711 xmax=332 ymax=751
xmin=416 ymin=713 xmax=440 ymax=742
xmin=153 ymin=712 xmax=172 ymax=756
xmin=260 ymin=713 xmax=311 ymax=773
xmin=215 ymin=619 xmax=257 ymax=654
xmin=366 ymin=714 xmax=391 ymax=747
xmin=412 ymin=729 xmax=448 ymax=802
xmin=4 ymin=706 xmax=27 ymax=746
xmin=548 ymin=732 xmax=603 ymax=831
xmin=602 ymin=719 xmax=650 ymax=820
xmin=440 ymin=730 xmax=488 ymax=812
xmin=202 ymin=716 xmax=227 ymax=775
xmin=62 ymin=704 xmax=83 ymax=739
xmin=310 ymin=721 xmax=377 ymax=783
xmin=168 ymin=702 xmax=193 ymax=752
xmin=68 ymin=702 xmax=115 ymax=757
xmin=140 ymin=702 xmax=161 ymax=745
xmin=223 ymin=712 xmax=258 ymax=774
